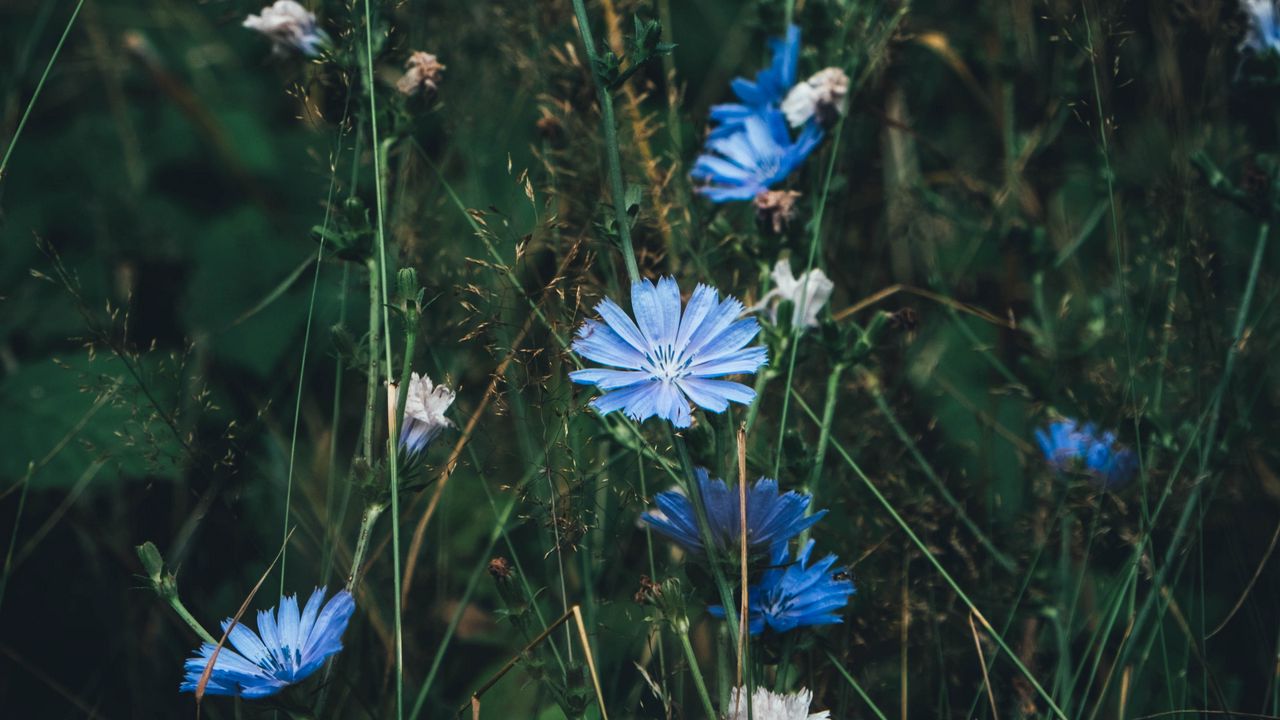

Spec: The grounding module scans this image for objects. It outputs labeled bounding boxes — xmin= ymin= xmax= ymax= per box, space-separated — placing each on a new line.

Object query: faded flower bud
xmin=243 ymin=1 xmax=330 ymax=58
xmin=397 ymin=52 xmax=446 ymax=99
xmin=753 ymin=189 xmax=801 ymax=234
xmin=633 ymin=575 xmax=663 ymax=605
xmin=782 ymin=67 xmax=850 ymax=128
xmin=752 ymin=258 xmax=834 ymax=331
xmin=388 ymin=372 xmax=455 ymax=460
xmin=487 ymin=556 xmax=514 ymax=581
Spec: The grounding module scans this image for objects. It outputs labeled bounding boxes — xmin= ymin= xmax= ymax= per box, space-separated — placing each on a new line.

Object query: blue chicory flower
xmin=691 ymin=110 xmax=823 ymax=203
xmin=708 ymin=25 xmax=801 ymax=136
xmin=710 ymin=539 xmax=855 ymax=634
xmin=180 ymin=587 xmax=355 ymax=698
xmin=569 ymin=277 xmax=768 ymax=428
xmin=641 ymin=468 xmax=827 ymax=555
xmin=1035 ymin=418 xmax=1136 ymax=488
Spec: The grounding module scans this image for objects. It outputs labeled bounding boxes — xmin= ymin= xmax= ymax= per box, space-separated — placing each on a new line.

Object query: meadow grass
xmin=2 ymin=0 xmax=1280 ymax=718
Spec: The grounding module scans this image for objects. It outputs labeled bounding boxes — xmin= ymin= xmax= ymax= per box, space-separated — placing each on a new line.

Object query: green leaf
xmin=0 ymin=355 xmax=182 ymax=490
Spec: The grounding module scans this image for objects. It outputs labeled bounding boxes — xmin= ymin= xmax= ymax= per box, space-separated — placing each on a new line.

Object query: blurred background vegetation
xmin=3 ymin=0 xmax=1280 ymax=717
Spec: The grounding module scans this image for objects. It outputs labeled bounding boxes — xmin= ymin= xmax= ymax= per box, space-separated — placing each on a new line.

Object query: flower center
xmin=646 ymin=343 xmax=691 ymax=383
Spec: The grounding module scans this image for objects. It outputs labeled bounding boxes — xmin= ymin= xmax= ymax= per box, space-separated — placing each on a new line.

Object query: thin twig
xmin=1207 ymin=516 xmax=1280 ymax=638
xmin=968 ymin=611 xmax=999 ymax=720
xmin=194 ymin=527 xmax=295 ymax=706
xmin=457 ymin=607 xmax=576 ymax=715
xmin=572 ymin=605 xmax=610 ymax=720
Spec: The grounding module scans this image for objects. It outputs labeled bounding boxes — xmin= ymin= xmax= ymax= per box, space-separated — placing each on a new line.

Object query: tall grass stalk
xmin=360 ymin=0 xmax=405 ymax=714
xmin=569 ymin=0 xmax=641 ymax=285
xmin=0 ymin=0 xmax=86 ymax=181
xmin=790 ymin=388 xmax=1070 ymax=720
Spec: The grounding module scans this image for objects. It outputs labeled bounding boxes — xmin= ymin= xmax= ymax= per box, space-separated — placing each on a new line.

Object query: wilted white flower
xmin=752 ymin=259 xmax=834 ymax=330
xmin=723 ymin=686 xmax=831 ymax=720
xmin=388 ymin=372 xmax=455 ymax=458
xmin=1241 ymin=0 xmax=1280 ymax=54
xmin=243 ymin=1 xmax=330 ymax=58
xmin=396 ymin=52 xmax=446 ymax=98
xmin=781 ymin=67 xmax=850 ymax=128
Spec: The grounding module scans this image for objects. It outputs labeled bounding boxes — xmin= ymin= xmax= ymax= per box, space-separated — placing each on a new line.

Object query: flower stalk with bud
xmin=137 ymin=542 xmax=217 ymax=645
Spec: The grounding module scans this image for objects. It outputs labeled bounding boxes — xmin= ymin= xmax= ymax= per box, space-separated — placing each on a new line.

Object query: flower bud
xmin=396 ymin=52 xmax=446 ymax=99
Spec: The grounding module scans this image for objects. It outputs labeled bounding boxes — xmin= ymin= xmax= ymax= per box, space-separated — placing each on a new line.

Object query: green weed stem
xmin=676 ymin=621 xmax=718 ymax=719
xmin=669 ymin=430 xmax=741 ymax=652
xmin=827 ymin=650 xmax=889 ymax=720
xmin=360 ymin=0 xmax=405 ymax=712
xmin=0 ymin=0 xmax=86 ymax=181
xmin=863 ymin=372 xmax=1016 ymax=572
xmin=790 ymin=388 xmax=1069 ymax=720
xmin=569 ymin=0 xmax=642 ymax=285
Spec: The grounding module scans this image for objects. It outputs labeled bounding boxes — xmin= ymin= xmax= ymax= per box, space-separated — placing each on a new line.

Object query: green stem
xmin=394 ymin=307 xmax=419 ymax=447
xmin=408 ymin=461 xmax=540 ymax=720
xmin=361 ymin=258 xmax=382 ymax=460
xmin=669 ymin=430 xmax=741 ymax=650
xmin=1203 ymin=220 xmax=1268 ymax=466
xmin=772 ymin=100 xmax=847 ymax=480
xmin=321 ymin=265 xmax=351 ymax=588
xmin=168 ymin=596 xmax=218 ymax=646
xmin=568 ymin=0 xmax=641 ymax=285
xmin=804 ymin=363 xmax=844 ymax=503
xmin=280 ymin=162 xmax=342 ymax=598
xmin=827 ymin=651 xmax=889 ymax=720
xmin=360 ymin=0 xmax=404 ymax=711
xmin=743 ymin=360 xmax=775 ymax=437
xmin=863 ymin=372 xmax=1016 ymax=572
xmin=676 ymin=621 xmax=718 ymax=720
xmin=1088 ymin=220 xmax=1271 ymax=716
xmin=345 ymin=501 xmax=386 ymax=594
xmin=0 ymin=0 xmax=86 ymax=180
xmin=789 ymin=388 xmax=1069 ymax=720
xmin=0 ymin=467 xmax=31 ymax=616
xmin=635 ymin=452 xmax=672 ymax=699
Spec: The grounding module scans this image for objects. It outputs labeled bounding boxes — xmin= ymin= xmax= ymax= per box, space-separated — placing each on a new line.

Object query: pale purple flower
xmin=243 ymin=1 xmax=330 ymax=58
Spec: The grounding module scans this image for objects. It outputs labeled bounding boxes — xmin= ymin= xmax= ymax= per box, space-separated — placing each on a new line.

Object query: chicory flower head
xmin=691 ymin=110 xmax=823 ymax=203
xmin=180 ymin=587 xmax=355 ymax=698
xmin=641 ymin=468 xmax=827 ymax=555
xmin=711 ymin=539 xmax=854 ymax=634
xmin=1036 ymin=418 xmax=1136 ymax=488
xmin=389 ymin=372 xmax=456 ymax=460
xmin=725 ymin=686 xmax=832 ymax=720
xmin=243 ymin=1 xmax=331 ymax=58
xmin=569 ymin=277 xmax=767 ymax=428
xmin=708 ymin=25 xmax=800 ymax=136
xmin=752 ymin=258 xmax=834 ymax=330
xmin=1241 ymin=0 xmax=1280 ymax=55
